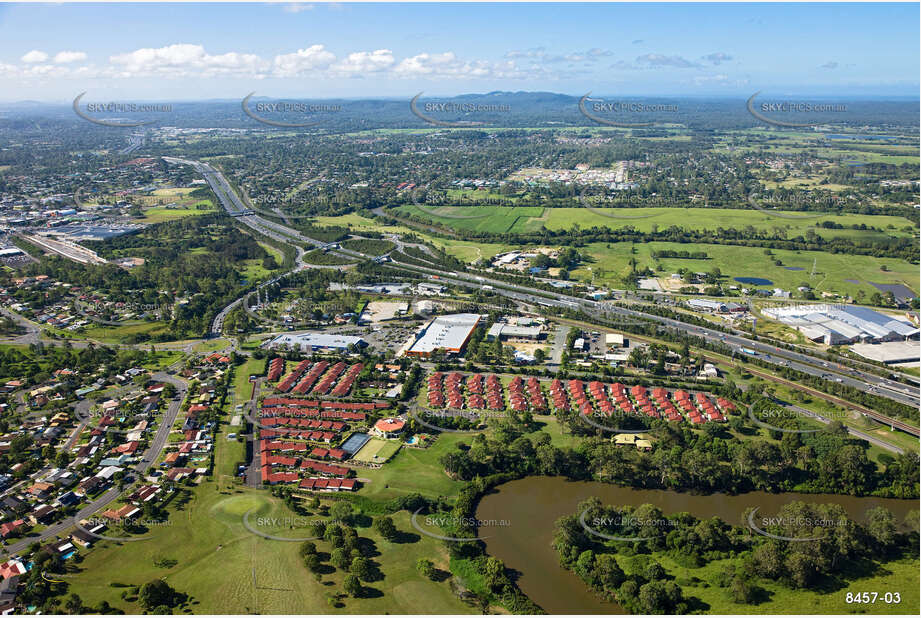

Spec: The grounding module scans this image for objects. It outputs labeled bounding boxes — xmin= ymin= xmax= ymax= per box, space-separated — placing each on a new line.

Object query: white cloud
xmin=394 ymin=52 xmax=529 ymax=80
xmin=53 ymin=51 xmax=88 ymax=64
xmin=331 ymin=49 xmax=395 ymax=75
xmin=21 ymin=50 xmax=49 ymax=63
xmin=109 ymin=44 xmax=268 ymax=78
xmin=272 ymin=44 xmax=336 ymax=77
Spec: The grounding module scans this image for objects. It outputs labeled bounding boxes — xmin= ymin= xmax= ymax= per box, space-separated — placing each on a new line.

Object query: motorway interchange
xmin=179 ymin=157 xmax=919 ymax=439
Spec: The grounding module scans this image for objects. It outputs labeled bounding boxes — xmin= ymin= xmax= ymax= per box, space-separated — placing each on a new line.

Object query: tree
xmin=331 ymin=547 xmax=352 ymax=570
xmin=374 ymin=516 xmax=398 ymax=541
xmin=483 ymin=556 xmax=506 ymax=591
xmin=343 ymin=574 xmax=362 ymax=598
xmin=350 ymin=556 xmax=373 ymax=582
xmin=303 ymin=553 xmax=322 ymax=573
xmin=416 ymin=558 xmax=437 ymax=580
xmin=64 ymin=594 xmax=84 ymax=614
xmin=139 ymin=579 xmax=179 ymax=611
xmin=865 ymin=507 xmax=897 ymax=550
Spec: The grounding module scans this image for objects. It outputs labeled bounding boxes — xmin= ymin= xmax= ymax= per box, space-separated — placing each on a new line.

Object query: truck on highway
xmin=740 ymin=347 xmax=757 ymax=356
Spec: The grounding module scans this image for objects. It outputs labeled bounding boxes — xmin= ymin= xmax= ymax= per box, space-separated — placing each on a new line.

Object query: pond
xmin=734 ymin=276 xmax=773 ymax=286
xmin=475 ymin=476 xmax=918 ymax=614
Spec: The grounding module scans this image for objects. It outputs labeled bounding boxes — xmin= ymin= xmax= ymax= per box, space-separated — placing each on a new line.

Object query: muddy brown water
xmin=474 ymin=476 xmax=919 ymax=614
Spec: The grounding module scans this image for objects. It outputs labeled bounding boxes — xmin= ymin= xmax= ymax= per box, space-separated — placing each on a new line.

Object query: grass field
xmin=394 ymin=205 xmax=548 ymax=234
xmin=193 ymin=338 xmax=230 ymax=355
xmin=63 ymin=488 xmax=472 ymax=614
xmin=570 ymin=240 xmax=917 ymax=299
xmin=133 ymin=188 xmax=217 ymax=223
xmin=80 ymin=321 xmax=169 ymax=343
xmin=357 ymin=434 xmax=467 ymax=501
xmin=352 ymin=438 xmax=401 ymax=464
xmin=393 ymin=205 xmax=915 ymax=241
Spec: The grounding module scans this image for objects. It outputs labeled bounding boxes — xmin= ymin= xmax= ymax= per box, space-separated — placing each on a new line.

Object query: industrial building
xmin=405 ymin=313 xmax=481 ymax=357
xmin=763 ymin=304 xmax=918 ymax=345
xmin=687 ymin=298 xmax=747 ymax=313
xmin=265 ymin=332 xmax=367 ymax=353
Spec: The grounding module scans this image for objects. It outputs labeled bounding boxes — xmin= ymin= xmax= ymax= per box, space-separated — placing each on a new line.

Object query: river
xmin=475 ymin=476 xmax=918 ymax=614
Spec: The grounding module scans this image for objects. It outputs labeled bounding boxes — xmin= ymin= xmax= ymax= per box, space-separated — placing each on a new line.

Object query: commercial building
xmin=266 ymin=332 xmax=367 ymax=353
xmin=405 ymin=313 xmax=481 ymax=357
xmin=850 ymin=341 xmax=920 ymax=365
xmin=486 ymin=323 xmax=543 ymax=342
xmin=763 ymin=304 xmax=918 ymax=345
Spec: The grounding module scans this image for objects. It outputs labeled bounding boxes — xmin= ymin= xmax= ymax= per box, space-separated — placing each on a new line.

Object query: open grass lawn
xmin=139 ymin=202 xmax=216 ymax=224
xmin=239 ymin=258 xmax=275 ymax=282
xmin=572 ymin=241 xmax=916 ymax=300
xmin=394 ymin=204 xmax=546 ymax=234
xmin=395 ymin=204 xmax=914 ymax=242
xmin=63 ymin=487 xmax=473 ymax=614
xmin=138 ymin=350 xmax=185 ymax=371
xmin=357 ymin=433 xmax=467 ymax=501
xmin=80 ymin=321 xmax=170 ymax=343
xmin=193 ymin=338 xmax=230 ymax=355
xmin=257 ymin=241 xmax=284 ymax=266
xmin=233 ymin=358 xmax=265 ymax=404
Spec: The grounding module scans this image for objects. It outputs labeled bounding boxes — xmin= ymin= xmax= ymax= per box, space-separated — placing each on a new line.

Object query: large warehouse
xmin=763 ymin=304 xmax=918 ymax=345
xmin=405 ymin=313 xmax=481 ymax=357
xmin=265 ymin=332 xmax=367 ymax=352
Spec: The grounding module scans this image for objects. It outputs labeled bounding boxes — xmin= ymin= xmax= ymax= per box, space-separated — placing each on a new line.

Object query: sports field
xmin=352 ymin=437 xmax=402 ymax=464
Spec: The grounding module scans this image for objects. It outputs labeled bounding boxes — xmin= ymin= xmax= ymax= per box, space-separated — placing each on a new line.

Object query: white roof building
xmin=406 ymin=313 xmax=481 ymax=357
xmin=266 ymin=332 xmax=367 ymax=352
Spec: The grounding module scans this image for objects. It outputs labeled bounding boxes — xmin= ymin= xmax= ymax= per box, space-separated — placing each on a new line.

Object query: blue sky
xmin=0 ymin=2 xmax=918 ymax=101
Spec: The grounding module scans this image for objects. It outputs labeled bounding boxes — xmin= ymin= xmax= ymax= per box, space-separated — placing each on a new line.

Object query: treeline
xmin=650 ymin=249 xmax=709 ymax=260
xmin=437 ymin=396 xmax=918 ymax=498
xmin=554 ymin=497 xmax=919 ymax=613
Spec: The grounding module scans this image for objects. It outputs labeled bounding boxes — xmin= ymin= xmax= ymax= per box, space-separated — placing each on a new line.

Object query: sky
xmin=0 ymin=2 xmax=918 ymax=102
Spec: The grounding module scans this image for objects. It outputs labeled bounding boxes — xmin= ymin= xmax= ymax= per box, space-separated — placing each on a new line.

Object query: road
xmin=379 ymin=257 xmax=921 ymax=412
xmin=0 ymin=372 xmax=188 ymax=560
xmin=163 ymin=156 xmax=919 ymax=427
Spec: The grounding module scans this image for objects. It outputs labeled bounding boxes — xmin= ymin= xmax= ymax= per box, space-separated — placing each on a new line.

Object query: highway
xmin=1 ymin=373 xmax=187 ymax=560
xmin=165 ymin=157 xmax=919 ymax=426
